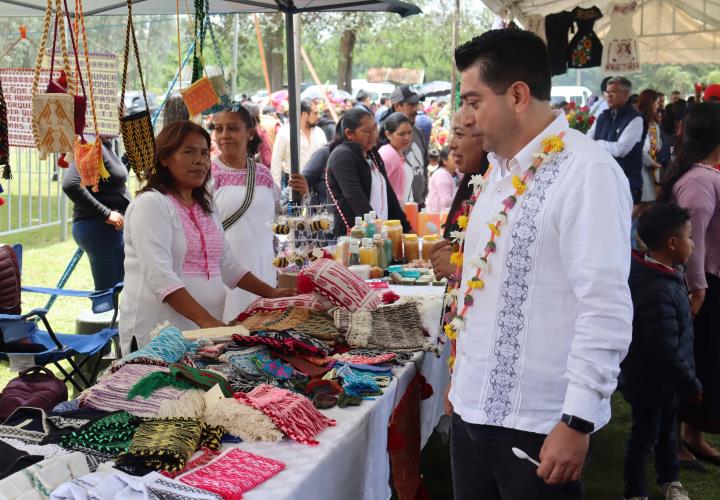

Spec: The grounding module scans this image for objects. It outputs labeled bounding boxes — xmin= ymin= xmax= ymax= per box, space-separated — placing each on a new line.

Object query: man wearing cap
xmin=386 ymin=84 xmax=430 ymax=206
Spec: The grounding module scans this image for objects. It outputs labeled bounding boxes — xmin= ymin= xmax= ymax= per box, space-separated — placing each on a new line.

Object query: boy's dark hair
xmin=454 ymin=29 xmax=551 ymax=101
xmin=637 ymin=203 xmax=691 ymax=250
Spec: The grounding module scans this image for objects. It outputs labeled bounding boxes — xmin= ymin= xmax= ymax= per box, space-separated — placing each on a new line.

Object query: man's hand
xmin=537 ymin=421 xmax=589 ymax=485
xmin=443 ymin=382 xmax=453 ymax=416
xmin=430 ymin=240 xmax=456 ymax=279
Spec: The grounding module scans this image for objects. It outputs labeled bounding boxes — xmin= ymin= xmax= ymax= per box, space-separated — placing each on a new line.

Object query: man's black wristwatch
xmin=561 ymin=414 xmax=595 ymax=434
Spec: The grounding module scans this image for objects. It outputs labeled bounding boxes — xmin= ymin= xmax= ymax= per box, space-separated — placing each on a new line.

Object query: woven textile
xmin=113 ymin=325 xmax=200 ymax=371
xmin=235 ymin=294 xmax=333 ymax=322
xmin=293 ymin=312 xmax=341 ymax=342
xmin=115 ymin=418 xmax=223 ymax=473
xmin=334 ymin=352 xmax=397 ymax=365
xmin=234 ymin=385 xmax=336 ymax=445
xmin=169 ymin=363 xmax=233 ymax=397
xmin=345 ymin=348 xmax=414 ymax=364
xmin=232 ymin=330 xmax=332 ymax=357
xmin=303 ymin=258 xmax=381 ymax=311
xmin=79 ymin=364 xmax=191 ymax=417
xmin=333 ymin=302 xmax=433 ymax=352
xmin=335 ymin=365 xmax=383 ymax=398
xmin=179 ymin=448 xmax=285 ymax=499
xmin=202 ymin=385 xmax=283 ymax=442
xmin=240 ymin=307 xmax=310 ymax=332
xmin=60 ymin=411 xmax=138 ymax=454
xmin=0 ymin=73 xmax=10 ymax=180
xmin=223 ymin=346 xmax=269 ymax=377
xmin=207 ymin=363 xmax=279 ymax=394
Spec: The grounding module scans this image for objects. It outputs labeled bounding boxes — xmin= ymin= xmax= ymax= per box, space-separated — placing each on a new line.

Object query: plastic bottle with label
xmin=359 ymin=238 xmax=379 ymax=267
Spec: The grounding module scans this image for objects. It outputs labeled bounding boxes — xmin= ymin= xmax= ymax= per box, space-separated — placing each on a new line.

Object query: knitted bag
xmin=232 ymin=330 xmax=332 ymax=357
xmin=60 ymin=411 xmax=138 ymax=454
xmin=302 ymin=258 xmax=381 ymax=311
xmin=202 ymin=384 xmax=282 ymax=442
xmin=178 ymin=448 xmax=285 ymax=499
xmin=113 ymin=325 xmax=200 ymax=371
xmin=79 ymin=364 xmax=191 ymax=417
xmin=293 ymin=312 xmax=340 ymax=342
xmin=181 ymin=77 xmax=220 ymax=117
xmin=240 ymin=307 xmax=310 ymax=332
xmin=118 ymin=0 xmax=155 ymax=180
xmin=333 ymin=302 xmax=433 ymax=352
xmin=235 ymin=294 xmax=333 ymax=322
xmin=32 ymin=0 xmax=75 ymax=162
xmin=235 ymin=384 xmax=336 ymax=445
xmin=116 ymin=418 xmax=223 ymax=473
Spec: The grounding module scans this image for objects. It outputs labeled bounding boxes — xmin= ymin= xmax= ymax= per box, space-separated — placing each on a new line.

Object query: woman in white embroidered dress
xmin=120 ymin=121 xmax=294 ymax=354
xmin=211 ymin=103 xmax=308 ymax=321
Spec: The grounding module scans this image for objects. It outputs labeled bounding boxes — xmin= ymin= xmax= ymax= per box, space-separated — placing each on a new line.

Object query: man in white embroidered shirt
xmin=448 ymin=30 xmax=633 ymax=499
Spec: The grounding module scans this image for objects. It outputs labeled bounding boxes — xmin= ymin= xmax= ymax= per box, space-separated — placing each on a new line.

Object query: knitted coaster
xmin=240 ymin=307 xmax=310 ymax=332
xmin=79 ymin=364 xmax=191 ymax=417
xmin=179 ymin=448 xmax=285 ymax=499
xmin=235 ymin=384 xmax=336 ymax=445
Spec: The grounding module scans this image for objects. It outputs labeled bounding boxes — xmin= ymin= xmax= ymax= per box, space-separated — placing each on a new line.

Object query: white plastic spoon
xmin=512 ymin=447 xmax=541 ymax=467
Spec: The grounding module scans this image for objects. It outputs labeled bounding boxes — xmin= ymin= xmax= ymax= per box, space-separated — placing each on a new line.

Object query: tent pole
xmin=285 ymin=9 xmax=301 ymax=203
xmin=450 ymin=0 xmax=460 ymax=113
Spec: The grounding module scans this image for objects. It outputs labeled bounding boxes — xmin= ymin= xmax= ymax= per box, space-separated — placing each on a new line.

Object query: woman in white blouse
xmin=120 ymin=121 xmax=294 ymax=354
xmin=211 ymin=103 xmax=308 ymax=321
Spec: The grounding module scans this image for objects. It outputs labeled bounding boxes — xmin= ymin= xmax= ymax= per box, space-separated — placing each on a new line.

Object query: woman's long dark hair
xmin=329 ymin=107 xmax=374 ymax=152
xmin=659 ymin=102 xmax=720 ymax=202
xmin=637 ymin=89 xmax=658 ymax=125
xmin=443 ymin=152 xmax=490 ymax=239
xmin=139 ymin=120 xmax=213 ymax=213
xmin=378 ymin=112 xmax=412 ymax=147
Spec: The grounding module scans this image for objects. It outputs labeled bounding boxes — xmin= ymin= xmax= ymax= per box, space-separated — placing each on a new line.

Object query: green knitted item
xmin=127 ymin=371 xmax=195 ymax=400
xmin=169 ymin=363 xmax=233 ymax=397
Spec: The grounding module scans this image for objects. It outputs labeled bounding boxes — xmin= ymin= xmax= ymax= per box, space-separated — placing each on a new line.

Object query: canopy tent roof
xmin=0 ymin=0 xmax=421 ymax=16
xmin=482 ymin=0 xmax=720 ymax=64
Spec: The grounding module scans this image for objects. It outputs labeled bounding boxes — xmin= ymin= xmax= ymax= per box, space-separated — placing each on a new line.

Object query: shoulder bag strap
xmin=118 ymin=0 xmax=150 ymax=118
xmin=222 ymin=158 xmax=257 ymax=231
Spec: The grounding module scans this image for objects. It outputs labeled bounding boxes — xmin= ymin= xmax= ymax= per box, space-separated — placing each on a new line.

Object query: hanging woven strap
xmin=0 ymin=73 xmax=10 ymax=180
xmin=191 ymin=0 xmax=206 ymax=82
xmin=31 ymin=0 xmax=54 ymax=151
xmin=222 ymin=157 xmax=257 ymax=231
xmin=62 ymin=0 xmax=87 ymax=102
xmin=118 ymin=0 xmax=150 ymax=120
xmin=54 ymin=0 xmax=75 ymax=97
xmin=204 ymin=0 xmax=226 ymax=81
xmin=72 ymin=0 xmax=101 ymax=141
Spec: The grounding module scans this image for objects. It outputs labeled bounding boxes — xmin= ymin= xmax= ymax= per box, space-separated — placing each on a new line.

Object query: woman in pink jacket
xmin=378 ymin=112 xmax=414 ymax=204
xmin=426 ymin=146 xmax=458 ymax=214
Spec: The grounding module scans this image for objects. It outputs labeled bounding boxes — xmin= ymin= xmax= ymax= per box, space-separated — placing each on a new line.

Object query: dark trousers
xmin=451 ymin=413 xmax=585 ymax=500
xmin=72 ymin=219 xmax=125 ymax=291
xmin=622 ymin=389 xmax=679 ymax=498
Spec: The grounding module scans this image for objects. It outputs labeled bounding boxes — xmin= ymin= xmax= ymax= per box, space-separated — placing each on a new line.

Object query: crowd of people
xmin=57 ymin=24 xmax=720 ymax=500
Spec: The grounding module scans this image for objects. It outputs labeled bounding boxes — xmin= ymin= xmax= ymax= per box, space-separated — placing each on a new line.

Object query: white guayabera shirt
xmin=449 ymin=111 xmax=634 ymax=434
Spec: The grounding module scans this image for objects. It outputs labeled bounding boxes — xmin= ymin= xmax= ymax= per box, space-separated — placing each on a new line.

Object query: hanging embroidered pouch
xmin=181 ymin=76 xmax=220 ymax=117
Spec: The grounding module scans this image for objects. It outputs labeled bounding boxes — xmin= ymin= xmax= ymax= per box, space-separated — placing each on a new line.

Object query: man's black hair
xmin=637 ymin=203 xmax=691 ymax=250
xmin=300 ymin=99 xmax=313 ymax=114
xmin=600 ymin=76 xmax=613 ymax=93
xmin=454 ymin=29 xmax=551 ymax=101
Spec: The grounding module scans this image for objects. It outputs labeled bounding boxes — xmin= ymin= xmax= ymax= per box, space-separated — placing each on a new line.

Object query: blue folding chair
xmin=0 ymin=244 xmax=122 ymax=392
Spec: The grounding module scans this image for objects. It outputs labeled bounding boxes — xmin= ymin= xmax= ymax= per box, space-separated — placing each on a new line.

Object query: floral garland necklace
xmin=443 ymin=133 xmax=566 ymax=368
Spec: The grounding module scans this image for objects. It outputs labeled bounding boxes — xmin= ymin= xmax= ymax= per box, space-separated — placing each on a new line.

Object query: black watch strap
xmin=561 ymin=413 xmax=595 ymax=434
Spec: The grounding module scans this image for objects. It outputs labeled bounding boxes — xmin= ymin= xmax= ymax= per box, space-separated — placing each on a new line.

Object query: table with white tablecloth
xmin=240 ymin=285 xmax=450 ymax=500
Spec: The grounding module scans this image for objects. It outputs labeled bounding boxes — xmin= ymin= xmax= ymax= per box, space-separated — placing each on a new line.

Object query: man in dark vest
xmin=587 ymin=76 xmax=647 ymax=204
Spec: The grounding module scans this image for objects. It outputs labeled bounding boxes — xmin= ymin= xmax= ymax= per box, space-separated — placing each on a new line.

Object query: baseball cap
xmin=389 ymin=85 xmax=420 ymax=104
xmin=704 ymin=84 xmax=720 ymax=102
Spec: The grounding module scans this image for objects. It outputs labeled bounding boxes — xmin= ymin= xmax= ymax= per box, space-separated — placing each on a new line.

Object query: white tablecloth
xmin=241 ymin=285 xmax=449 ymax=500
